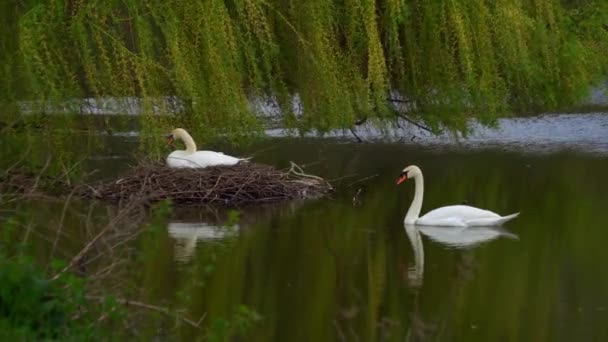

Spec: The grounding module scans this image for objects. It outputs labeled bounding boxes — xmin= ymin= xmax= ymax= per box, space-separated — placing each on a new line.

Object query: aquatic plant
xmin=0 ymin=201 xmax=229 ymax=340
xmin=0 ymin=0 xmax=606 ymax=143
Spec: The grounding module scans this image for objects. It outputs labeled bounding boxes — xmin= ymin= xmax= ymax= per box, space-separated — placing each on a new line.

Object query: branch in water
xmin=396 ymin=114 xmax=432 ymax=132
xmin=350 ymin=105 xmax=431 ymax=140
xmin=387 ymin=97 xmax=414 ymax=104
xmin=349 ymin=127 xmax=363 ymax=143
xmin=386 ymin=97 xmax=432 ymax=132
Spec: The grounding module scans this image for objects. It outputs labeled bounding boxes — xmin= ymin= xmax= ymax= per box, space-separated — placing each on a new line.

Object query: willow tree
xmin=1 ymin=0 xmax=607 ymax=143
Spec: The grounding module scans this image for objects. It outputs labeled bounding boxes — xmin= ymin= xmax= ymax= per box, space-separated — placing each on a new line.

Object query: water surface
xmin=4 ymin=113 xmax=608 ymax=341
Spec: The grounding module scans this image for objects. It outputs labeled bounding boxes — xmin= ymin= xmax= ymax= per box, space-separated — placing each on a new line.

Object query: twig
xmin=86 ymin=295 xmax=205 ymax=329
xmin=397 ymin=114 xmax=432 ymax=132
xmin=288 ymin=161 xmax=324 ymax=181
xmin=387 ymin=97 xmax=414 ymax=104
xmin=294 ymin=160 xmax=324 ymax=169
xmin=47 ymin=191 xmax=75 ymax=272
xmin=347 ymin=174 xmax=379 ymax=187
xmin=349 ymin=127 xmax=363 ymax=143
xmin=2 ymin=140 xmax=33 ymax=177
xmin=59 ymin=158 xmax=86 ymax=187
xmin=29 ymin=155 xmax=52 ymax=194
xmin=50 ymin=202 xmax=140 ymax=281
xmin=325 ymin=173 xmax=359 ymax=183
xmin=249 ymin=145 xmax=277 ymax=157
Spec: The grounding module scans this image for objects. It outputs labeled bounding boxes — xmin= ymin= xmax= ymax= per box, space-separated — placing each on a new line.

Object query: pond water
xmin=4 ymin=113 xmax=608 ymax=341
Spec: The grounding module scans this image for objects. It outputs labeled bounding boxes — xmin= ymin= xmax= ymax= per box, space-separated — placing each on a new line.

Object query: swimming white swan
xmin=166 ymin=128 xmax=249 ymax=168
xmin=397 ymin=165 xmax=519 ymax=227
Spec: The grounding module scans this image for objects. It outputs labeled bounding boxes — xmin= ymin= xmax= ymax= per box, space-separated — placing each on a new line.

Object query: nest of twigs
xmin=77 ymin=161 xmax=332 ymax=206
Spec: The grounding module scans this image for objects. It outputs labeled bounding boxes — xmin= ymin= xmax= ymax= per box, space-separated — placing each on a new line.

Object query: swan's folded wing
xmin=416 ymin=216 xmax=467 ymax=227
xmin=421 ymin=205 xmax=499 ymax=220
xmin=466 ymin=212 xmax=520 ymax=226
xmin=167 ymin=152 xmax=203 ymax=168
xmin=167 ymin=150 xmax=248 ymax=169
xmin=194 ymin=151 xmax=241 ymax=166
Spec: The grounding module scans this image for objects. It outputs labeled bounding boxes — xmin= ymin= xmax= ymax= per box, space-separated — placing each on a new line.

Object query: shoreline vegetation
xmin=1 ymin=0 xmax=607 ymax=143
xmin=1 ymin=164 xmax=263 ymax=340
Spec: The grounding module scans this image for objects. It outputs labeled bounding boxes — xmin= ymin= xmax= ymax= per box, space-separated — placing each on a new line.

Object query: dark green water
xmin=4 ymin=133 xmax=608 ymax=341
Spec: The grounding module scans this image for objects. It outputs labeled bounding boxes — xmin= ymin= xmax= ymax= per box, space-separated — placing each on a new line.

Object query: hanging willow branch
xmin=1 ymin=0 xmax=607 ymax=143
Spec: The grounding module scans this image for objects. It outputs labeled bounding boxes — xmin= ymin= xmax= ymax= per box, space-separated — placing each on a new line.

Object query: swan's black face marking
xmin=396 ymin=170 xmax=408 ymax=185
xmin=167 ymin=134 xmax=175 ymax=146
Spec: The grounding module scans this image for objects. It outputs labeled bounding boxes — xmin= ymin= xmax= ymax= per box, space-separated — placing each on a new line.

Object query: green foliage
xmin=0 ymin=253 xmax=104 ymax=340
xmin=0 ymin=0 xmax=606 ymax=143
xmin=225 ymin=209 xmax=241 ymax=227
xmin=149 ymin=199 xmax=174 ymax=224
xmin=206 ymin=305 xmax=263 ymax=342
xmin=0 ymin=118 xmax=95 ymax=187
xmin=0 ymin=216 xmax=124 ymax=341
xmin=138 ymin=199 xmax=173 ymax=263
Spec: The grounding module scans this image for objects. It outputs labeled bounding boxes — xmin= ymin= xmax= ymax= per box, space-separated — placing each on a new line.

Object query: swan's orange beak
xmin=396 ymin=174 xmax=407 ymax=185
xmin=166 ymin=134 xmax=174 ymax=146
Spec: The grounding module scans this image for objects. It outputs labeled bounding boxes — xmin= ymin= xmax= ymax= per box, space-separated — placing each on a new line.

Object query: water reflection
xmin=164 ymin=202 xmax=307 ymax=262
xmin=167 ymin=222 xmax=239 ymax=262
xmin=404 ymin=224 xmax=518 ymax=287
xmin=417 ymin=225 xmax=518 ymax=248
xmin=404 ymin=224 xmax=424 ymax=288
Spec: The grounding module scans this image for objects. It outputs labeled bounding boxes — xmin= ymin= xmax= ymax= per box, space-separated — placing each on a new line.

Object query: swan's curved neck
xmin=177 ymin=130 xmax=197 ymax=153
xmin=405 ymin=174 xmax=424 ymax=224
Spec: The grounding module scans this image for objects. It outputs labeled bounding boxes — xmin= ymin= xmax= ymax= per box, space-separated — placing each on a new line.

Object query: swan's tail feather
xmin=239 ymin=157 xmax=253 ymax=163
xmin=496 ymin=212 xmax=519 ymax=225
xmin=464 ymin=212 xmax=519 ymax=226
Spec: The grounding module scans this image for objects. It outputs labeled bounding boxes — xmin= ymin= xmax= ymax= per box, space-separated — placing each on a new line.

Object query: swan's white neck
xmin=404 ymin=173 xmax=424 ymax=224
xmin=176 ymin=130 xmax=197 ymax=154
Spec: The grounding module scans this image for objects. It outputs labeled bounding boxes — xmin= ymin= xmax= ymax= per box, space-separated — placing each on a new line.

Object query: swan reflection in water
xmin=404 ymin=224 xmax=518 ymax=287
xmin=404 ymin=224 xmax=425 ymax=288
xmin=168 ymin=222 xmax=239 ymax=262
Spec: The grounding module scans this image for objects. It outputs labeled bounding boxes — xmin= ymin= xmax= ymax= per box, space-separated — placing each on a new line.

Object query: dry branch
xmin=86 ymin=295 xmax=205 ymax=329
xmin=0 ymin=167 xmax=69 ymax=196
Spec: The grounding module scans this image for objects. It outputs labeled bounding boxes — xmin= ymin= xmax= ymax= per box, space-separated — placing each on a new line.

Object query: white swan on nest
xmin=166 ymin=128 xmax=249 ymax=168
xmin=397 ymin=165 xmax=519 ymax=227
